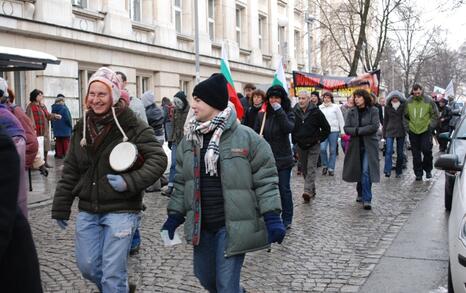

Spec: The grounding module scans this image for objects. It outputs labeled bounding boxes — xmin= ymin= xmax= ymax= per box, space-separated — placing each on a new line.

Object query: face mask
xmin=392 ymin=101 xmax=400 ymax=110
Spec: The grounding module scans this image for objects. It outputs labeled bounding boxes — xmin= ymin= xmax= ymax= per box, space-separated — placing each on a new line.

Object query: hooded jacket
xmin=383 ymin=91 xmax=407 ymax=138
xmin=51 ymin=103 xmax=72 ymax=137
xmin=170 ymin=92 xmax=190 ymax=144
xmin=141 ymin=91 xmax=164 ymax=138
xmin=255 ymin=85 xmax=295 ymax=171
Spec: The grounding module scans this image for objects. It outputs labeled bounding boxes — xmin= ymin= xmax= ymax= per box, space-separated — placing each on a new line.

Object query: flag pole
xmin=259 ymin=111 xmax=267 ymax=136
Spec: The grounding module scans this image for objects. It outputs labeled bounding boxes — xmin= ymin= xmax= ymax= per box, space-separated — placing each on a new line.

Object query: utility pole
xmin=194 ymin=0 xmax=200 ymax=84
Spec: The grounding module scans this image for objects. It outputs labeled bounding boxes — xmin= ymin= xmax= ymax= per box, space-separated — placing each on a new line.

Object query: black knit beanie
xmin=266 ymin=85 xmax=288 ymax=100
xmin=192 ymin=73 xmax=228 ymax=111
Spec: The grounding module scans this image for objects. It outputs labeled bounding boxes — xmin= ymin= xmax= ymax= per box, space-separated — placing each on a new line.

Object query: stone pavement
xmin=28 ymin=152 xmax=443 ymax=292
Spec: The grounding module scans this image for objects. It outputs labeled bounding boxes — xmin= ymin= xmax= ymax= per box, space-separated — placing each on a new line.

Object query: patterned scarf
xmin=85 ymin=100 xmax=126 ymax=150
xmin=186 ymin=106 xmax=231 ymax=246
xmin=29 ymin=103 xmax=49 ymax=136
xmin=186 ymin=106 xmax=231 ymax=176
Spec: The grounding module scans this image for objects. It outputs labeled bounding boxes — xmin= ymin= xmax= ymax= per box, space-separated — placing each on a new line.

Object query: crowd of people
xmin=1 ymin=65 xmax=463 ymax=292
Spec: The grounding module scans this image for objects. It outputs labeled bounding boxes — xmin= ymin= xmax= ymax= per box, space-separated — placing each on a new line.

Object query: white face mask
xmin=392 ymin=101 xmax=400 ymax=110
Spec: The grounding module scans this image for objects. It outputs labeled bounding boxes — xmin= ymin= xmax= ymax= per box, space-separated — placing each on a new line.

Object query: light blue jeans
xmin=75 ymin=212 xmax=140 ymax=293
xmin=320 ymin=131 xmax=339 ymax=171
xmin=193 ymin=227 xmax=245 ymax=293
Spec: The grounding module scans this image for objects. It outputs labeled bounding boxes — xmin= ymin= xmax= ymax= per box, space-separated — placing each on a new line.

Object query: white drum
xmin=109 ymin=142 xmax=141 ymax=172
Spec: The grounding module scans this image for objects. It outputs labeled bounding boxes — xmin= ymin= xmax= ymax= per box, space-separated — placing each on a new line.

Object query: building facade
xmin=0 ymin=0 xmax=321 ymax=119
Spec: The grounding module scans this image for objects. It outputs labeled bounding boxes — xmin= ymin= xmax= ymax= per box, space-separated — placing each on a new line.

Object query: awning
xmin=0 ymin=46 xmax=61 ymax=71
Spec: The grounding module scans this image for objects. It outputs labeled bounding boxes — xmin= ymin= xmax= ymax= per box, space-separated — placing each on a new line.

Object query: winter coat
xmin=319 ymin=103 xmax=345 ymax=133
xmin=141 ymin=92 xmax=164 ymax=138
xmin=162 ymin=104 xmax=174 ymax=141
xmin=437 ymin=105 xmax=452 ymax=133
xmin=52 ymin=108 xmax=167 ymax=220
xmin=292 ymin=103 xmax=330 ymax=150
xmin=167 ymin=109 xmax=282 ymax=257
xmin=170 ymin=104 xmax=189 ymax=144
xmin=51 ymin=103 xmax=72 ymax=137
xmin=242 ymin=105 xmax=261 ymax=129
xmin=0 ymin=128 xmax=43 ymax=293
xmin=342 ymin=106 xmax=380 ymax=183
xmin=9 ymin=105 xmax=38 ymax=168
xmin=255 ymin=105 xmax=295 ymax=171
xmin=383 ymin=103 xmax=407 ymax=138
xmin=404 ymin=95 xmax=439 ymax=134
xmin=129 ymin=96 xmax=148 ymax=123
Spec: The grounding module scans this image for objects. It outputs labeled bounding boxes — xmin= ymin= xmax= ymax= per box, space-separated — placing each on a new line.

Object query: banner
xmin=293 ymin=70 xmax=381 ymax=97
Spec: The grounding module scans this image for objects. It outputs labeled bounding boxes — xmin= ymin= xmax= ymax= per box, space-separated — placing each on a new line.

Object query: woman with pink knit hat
xmin=52 ymin=67 xmax=167 ymax=292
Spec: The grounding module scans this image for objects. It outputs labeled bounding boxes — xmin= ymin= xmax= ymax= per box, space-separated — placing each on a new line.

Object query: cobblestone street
xmin=29 ymin=154 xmax=441 ymax=292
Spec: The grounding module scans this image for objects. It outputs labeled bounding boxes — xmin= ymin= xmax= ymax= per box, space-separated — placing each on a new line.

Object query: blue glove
xmin=263 ymin=212 xmax=286 ymax=244
xmin=107 ymin=174 xmax=127 ymax=192
xmin=271 ymin=103 xmax=282 ymax=111
xmin=56 ymin=219 xmax=68 ymax=230
xmin=161 ymin=213 xmax=185 ymax=240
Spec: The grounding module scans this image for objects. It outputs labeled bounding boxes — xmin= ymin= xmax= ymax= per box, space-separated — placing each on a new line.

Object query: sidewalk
xmin=359 ymin=174 xmax=449 ymax=293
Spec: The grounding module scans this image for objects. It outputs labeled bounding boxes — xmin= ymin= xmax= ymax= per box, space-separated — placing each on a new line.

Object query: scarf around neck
xmin=186 ymin=106 xmax=231 ymax=176
xmin=85 ymin=100 xmax=126 ymax=149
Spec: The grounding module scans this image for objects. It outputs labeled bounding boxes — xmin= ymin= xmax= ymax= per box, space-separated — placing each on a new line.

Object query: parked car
xmin=437 ymin=114 xmax=466 ymax=211
xmin=435 ymin=154 xmax=466 ymax=293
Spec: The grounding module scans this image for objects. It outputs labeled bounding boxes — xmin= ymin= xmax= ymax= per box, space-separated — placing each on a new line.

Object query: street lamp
xmin=305 ymin=13 xmax=315 ymax=73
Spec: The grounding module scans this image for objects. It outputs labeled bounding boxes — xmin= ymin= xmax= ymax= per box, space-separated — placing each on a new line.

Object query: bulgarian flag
xmin=220 ymin=44 xmax=244 ymax=120
xmin=272 ymin=56 xmax=288 ymax=94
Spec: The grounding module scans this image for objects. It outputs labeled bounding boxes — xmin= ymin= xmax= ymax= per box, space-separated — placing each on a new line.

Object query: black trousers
xmin=408 ymin=131 xmax=433 ymax=177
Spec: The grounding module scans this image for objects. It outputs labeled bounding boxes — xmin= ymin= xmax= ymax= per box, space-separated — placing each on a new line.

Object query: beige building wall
xmin=0 ymin=0 xmax=321 ymax=119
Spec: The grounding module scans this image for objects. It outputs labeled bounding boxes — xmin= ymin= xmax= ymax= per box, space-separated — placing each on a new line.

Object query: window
xmin=72 ymin=0 xmax=87 ymax=8
xmin=294 ymin=30 xmax=301 ymax=60
xmin=174 ymin=0 xmax=182 ymax=34
xmin=278 ymin=25 xmax=286 ymax=54
xmin=208 ymin=0 xmax=215 ymax=41
xmin=236 ymin=6 xmax=243 ymax=47
xmin=258 ymin=15 xmax=266 ymax=50
xmin=129 ymin=0 xmax=141 ymax=22
xmin=180 ymin=80 xmax=189 ymax=94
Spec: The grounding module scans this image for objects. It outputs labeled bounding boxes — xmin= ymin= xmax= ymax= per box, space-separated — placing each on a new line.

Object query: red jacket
xmin=10 ymin=105 xmax=38 ymax=168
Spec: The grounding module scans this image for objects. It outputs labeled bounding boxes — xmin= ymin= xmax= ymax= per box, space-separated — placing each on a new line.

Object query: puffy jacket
xmin=51 ymin=103 xmax=72 ymax=137
xmin=170 ymin=105 xmax=189 ymax=144
xmin=292 ymin=103 xmax=330 ymax=150
xmin=167 ymin=109 xmax=282 ymax=257
xmin=9 ymin=104 xmax=38 ymax=168
xmin=52 ymin=108 xmax=167 ymax=220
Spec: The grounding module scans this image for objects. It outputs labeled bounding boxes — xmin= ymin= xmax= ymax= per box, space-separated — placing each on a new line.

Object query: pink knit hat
xmin=86 ymin=67 xmax=122 ymax=106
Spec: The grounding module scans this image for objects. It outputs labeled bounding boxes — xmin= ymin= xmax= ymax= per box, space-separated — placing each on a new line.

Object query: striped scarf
xmin=186 ymin=107 xmax=231 ymax=245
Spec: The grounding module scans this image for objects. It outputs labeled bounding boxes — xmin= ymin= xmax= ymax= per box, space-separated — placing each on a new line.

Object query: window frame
xmin=174 ymin=0 xmax=182 ymax=34
xmin=235 ymin=6 xmax=243 ymax=48
xmin=208 ymin=0 xmax=215 ymax=41
xmin=129 ymin=0 xmax=142 ymax=22
xmin=71 ymin=0 xmax=87 ymax=9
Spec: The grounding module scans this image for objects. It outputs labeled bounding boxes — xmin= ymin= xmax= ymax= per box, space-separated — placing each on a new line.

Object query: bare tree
xmin=392 ymin=2 xmax=437 ymax=96
xmin=313 ymin=0 xmax=402 ymax=76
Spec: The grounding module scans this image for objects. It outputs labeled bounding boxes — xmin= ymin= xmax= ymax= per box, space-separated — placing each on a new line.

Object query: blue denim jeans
xmin=360 ymin=150 xmax=372 ymax=203
xmin=320 ymin=131 xmax=339 ymax=171
xmin=384 ymin=137 xmax=405 ymax=175
xmin=168 ymin=143 xmax=177 ymax=187
xmin=75 ymin=212 xmax=140 ymax=293
xmin=193 ymin=227 xmax=245 ymax=293
xmin=278 ymin=168 xmax=293 ymax=226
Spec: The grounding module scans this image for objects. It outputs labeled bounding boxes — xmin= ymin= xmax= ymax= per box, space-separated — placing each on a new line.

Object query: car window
xmin=456 ymin=118 xmax=466 ymax=137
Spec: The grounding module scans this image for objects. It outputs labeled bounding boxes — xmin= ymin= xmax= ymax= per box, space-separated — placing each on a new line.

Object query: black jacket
xmin=292 ymin=103 xmax=330 ymax=149
xmin=0 ymin=128 xmax=43 ymax=292
xmin=242 ymin=105 xmax=261 ymax=129
xmin=437 ymin=105 xmax=452 ymax=133
xmin=255 ymin=105 xmax=295 ymax=170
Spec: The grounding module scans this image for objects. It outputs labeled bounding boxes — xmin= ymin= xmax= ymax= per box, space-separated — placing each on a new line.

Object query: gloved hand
xmin=161 ymin=213 xmax=185 ymax=240
xmin=271 ymin=102 xmax=282 ymax=111
xmin=263 ymin=212 xmax=286 ymax=244
xmin=56 ymin=219 xmax=68 ymax=230
xmin=107 ymin=174 xmax=127 ymax=192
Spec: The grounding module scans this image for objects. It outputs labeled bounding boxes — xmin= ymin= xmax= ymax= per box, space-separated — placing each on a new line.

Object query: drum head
xmin=109 ymin=142 xmax=138 ymax=172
